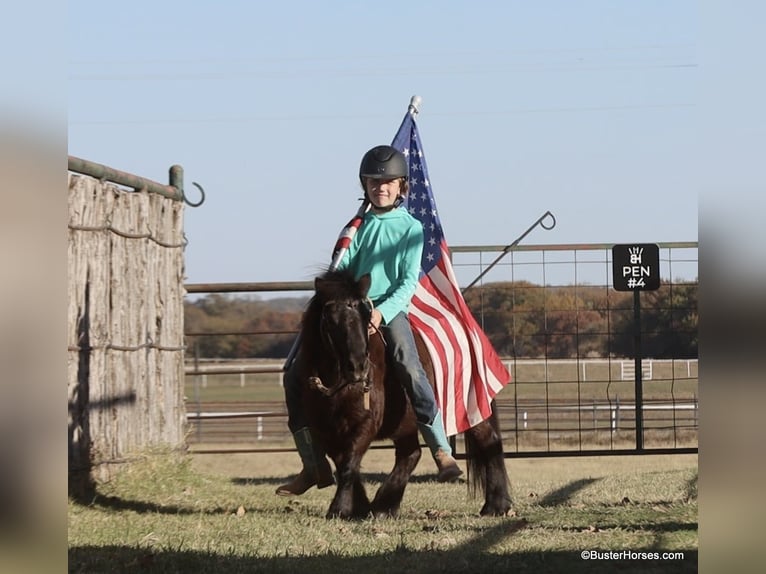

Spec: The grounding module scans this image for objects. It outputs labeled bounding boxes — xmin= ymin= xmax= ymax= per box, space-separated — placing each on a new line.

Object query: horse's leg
xmin=370 ymin=432 xmax=421 ymax=519
xmin=464 ymin=410 xmax=512 ymax=516
xmin=327 ymin=442 xmax=371 ymax=520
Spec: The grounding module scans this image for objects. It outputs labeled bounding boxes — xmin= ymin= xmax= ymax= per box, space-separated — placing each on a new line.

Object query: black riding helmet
xmin=358 ymin=145 xmax=408 ymax=185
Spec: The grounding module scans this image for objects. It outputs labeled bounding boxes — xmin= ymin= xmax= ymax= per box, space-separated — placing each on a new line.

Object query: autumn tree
xmin=184 ymin=280 xmax=697 ymax=360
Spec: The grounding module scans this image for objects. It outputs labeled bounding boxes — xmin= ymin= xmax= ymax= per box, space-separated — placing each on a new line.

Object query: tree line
xmin=185 ymin=281 xmax=697 ymax=360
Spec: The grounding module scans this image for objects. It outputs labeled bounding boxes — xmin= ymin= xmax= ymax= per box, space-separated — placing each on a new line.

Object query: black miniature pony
xmin=295 ymin=269 xmax=512 ymax=519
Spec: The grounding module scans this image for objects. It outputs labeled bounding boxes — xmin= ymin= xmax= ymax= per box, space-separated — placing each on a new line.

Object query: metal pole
xmin=633 ymin=289 xmax=644 ymax=451
xmin=68 ymin=155 xmax=184 ymax=202
xmin=186 ymin=281 xmax=314 ymax=294
xmin=194 ymin=341 xmax=202 ymax=442
xmin=462 ymin=210 xmax=557 ymax=293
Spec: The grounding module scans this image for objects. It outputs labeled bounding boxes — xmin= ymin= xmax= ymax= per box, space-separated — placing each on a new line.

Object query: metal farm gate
xmin=67 ymin=157 xmax=200 ymax=496
xmin=184 ymin=241 xmax=698 ymax=460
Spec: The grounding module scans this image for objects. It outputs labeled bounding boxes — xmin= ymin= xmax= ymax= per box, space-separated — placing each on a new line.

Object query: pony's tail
xmin=464 ymin=400 xmax=513 ymax=513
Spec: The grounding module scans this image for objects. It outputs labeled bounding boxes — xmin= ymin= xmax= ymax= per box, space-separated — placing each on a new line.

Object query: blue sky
xmin=69 ymin=1 xmax=698 ymax=287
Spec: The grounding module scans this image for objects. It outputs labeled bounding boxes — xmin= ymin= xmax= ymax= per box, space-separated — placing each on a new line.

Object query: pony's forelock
xmin=313 ymin=269 xmax=364 ymax=303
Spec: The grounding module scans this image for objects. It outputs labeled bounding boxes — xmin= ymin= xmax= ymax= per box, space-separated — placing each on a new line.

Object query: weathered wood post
xmin=68 ymin=158 xmax=191 ymax=497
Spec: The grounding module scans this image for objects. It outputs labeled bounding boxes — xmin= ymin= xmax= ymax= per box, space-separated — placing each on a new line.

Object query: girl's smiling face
xmin=364 ymin=177 xmax=405 ymax=211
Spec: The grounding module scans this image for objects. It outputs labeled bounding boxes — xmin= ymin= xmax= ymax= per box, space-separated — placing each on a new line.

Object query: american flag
xmin=390 ymin=110 xmax=511 ymax=436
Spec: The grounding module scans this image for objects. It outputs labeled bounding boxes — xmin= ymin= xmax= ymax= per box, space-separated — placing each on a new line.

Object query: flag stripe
xmin=416 ymin=280 xmax=493 ymax=429
xmin=429 ymin=248 xmax=509 ymax=389
xmin=412 ymin=279 xmax=489 ymax=432
xmin=330 ymin=204 xmax=368 ymax=270
xmin=409 ymin=282 xmax=469 ymax=432
xmin=411 ymin=287 xmax=482 ymax=433
xmin=407 ymin=309 xmax=457 ymax=432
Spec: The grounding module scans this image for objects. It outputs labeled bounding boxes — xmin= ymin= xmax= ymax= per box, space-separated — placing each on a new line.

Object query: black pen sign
xmin=612 ymin=243 xmax=660 ymax=291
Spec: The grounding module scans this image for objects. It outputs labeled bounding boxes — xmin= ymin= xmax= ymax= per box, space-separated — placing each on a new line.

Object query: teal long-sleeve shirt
xmin=337 ymin=207 xmax=424 ymax=325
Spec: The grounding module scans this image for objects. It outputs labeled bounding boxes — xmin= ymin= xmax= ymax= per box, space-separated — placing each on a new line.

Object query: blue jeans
xmin=282 ymin=311 xmax=438 ymax=432
xmin=381 ymin=312 xmax=439 ymax=425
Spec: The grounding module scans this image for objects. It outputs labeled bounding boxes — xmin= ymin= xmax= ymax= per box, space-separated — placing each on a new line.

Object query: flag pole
xmin=283 ymin=96 xmax=420 ymax=371
xmin=461 ymin=210 xmax=557 ymax=293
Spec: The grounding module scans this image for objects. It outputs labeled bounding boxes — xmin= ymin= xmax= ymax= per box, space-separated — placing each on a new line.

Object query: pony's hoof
xmin=326 ymin=506 xmax=366 ymax=520
xmin=479 ymin=501 xmax=513 ymax=517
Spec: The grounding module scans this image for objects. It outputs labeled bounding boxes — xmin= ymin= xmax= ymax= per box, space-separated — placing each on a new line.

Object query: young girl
xmin=277 ymin=145 xmax=462 ymax=496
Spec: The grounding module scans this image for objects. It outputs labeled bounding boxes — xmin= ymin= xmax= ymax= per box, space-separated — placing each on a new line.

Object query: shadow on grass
xmin=75 ymin=493 xmax=231 ymax=516
xmin=70 ymin=518 xmax=698 ymax=574
xmin=560 ymin=521 xmax=698 ymax=534
xmin=70 ymin=472 xmax=465 ymax=517
xmin=70 ymin=488 xmax=698 ymax=573
xmin=231 ymin=471 xmax=464 ymax=488
xmin=537 ymin=478 xmax=601 ymax=507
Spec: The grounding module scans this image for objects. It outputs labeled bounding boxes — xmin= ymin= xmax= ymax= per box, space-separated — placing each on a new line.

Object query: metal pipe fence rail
xmin=184 ymin=241 xmax=698 ymax=459
xmin=184 ymin=396 xmax=698 ymax=457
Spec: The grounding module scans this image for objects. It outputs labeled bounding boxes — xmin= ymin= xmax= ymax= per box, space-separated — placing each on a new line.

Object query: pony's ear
xmin=358 ymin=273 xmax=371 ymax=297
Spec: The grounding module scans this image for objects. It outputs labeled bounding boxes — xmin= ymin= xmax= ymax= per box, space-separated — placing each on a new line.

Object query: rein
xmin=308 ymin=375 xmax=362 ymax=397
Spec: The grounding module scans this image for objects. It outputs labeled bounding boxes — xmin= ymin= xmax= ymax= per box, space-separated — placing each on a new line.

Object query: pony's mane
xmin=303 ymin=268 xmax=361 ymax=326
xmin=300 ymin=268 xmax=365 ymax=366
xmin=308 ymin=269 xmax=360 ymax=306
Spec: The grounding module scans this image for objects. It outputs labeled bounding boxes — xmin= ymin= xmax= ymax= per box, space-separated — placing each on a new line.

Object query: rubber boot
xmin=417 ymin=411 xmax=463 ymax=482
xmin=275 ymin=427 xmax=335 ymax=496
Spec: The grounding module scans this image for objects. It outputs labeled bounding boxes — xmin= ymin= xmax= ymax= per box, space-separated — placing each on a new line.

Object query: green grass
xmin=69 ymin=449 xmax=697 ymax=573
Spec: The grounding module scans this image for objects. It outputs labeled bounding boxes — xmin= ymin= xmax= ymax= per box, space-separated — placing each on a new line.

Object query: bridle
xmin=309 ymin=296 xmax=376 ymax=399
